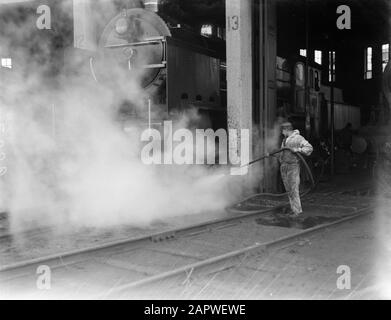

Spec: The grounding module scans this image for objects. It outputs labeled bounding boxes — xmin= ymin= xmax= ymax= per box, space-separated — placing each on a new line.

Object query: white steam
xmin=0 ymin=2 xmax=233 ymax=232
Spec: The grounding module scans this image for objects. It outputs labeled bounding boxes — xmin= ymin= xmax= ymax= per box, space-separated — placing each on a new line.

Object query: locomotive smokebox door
xmin=93 ymin=8 xmax=171 ymax=109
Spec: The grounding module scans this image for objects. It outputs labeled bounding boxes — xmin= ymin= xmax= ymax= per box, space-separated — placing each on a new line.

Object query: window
xmin=201 ymin=24 xmax=213 ymax=37
xmin=314 ymin=70 xmax=320 ymax=91
xmin=276 ymin=57 xmax=290 ymax=83
xmin=364 ymin=47 xmax=373 ymax=79
xmin=328 ymin=51 xmax=336 ymax=82
xmin=309 ymin=69 xmax=314 ymax=88
xmin=314 ymin=50 xmax=322 ymax=65
xmin=382 ymin=44 xmax=389 ymax=71
xmin=300 ymin=49 xmax=307 ymax=57
xmin=1 ymin=58 xmax=12 ymax=69
xmin=295 ymin=63 xmax=305 ymax=87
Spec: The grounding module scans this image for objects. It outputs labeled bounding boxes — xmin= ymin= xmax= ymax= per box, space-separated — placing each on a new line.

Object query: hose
xmin=227 ymin=148 xmax=316 ymax=214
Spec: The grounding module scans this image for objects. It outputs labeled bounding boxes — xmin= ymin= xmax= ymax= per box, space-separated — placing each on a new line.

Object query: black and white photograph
xmin=0 ymin=0 xmax=390 ymax=303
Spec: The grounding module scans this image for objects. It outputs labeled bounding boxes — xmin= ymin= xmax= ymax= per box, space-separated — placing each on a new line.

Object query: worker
xmin=279 ymin=122 xmax=313 ymax=218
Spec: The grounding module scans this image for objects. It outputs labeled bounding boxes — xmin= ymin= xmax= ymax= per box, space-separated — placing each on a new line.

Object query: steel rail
xmin=0 ymin=193 xmax=366 ymax=276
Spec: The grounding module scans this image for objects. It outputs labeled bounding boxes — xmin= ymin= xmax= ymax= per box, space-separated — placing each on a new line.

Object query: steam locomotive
xmin=276 ymin=55 xmax=361 ymax=140
xmin=87 ymin=4 xmax=227 ymax=131
xmin=0 ymin=0 xmax=226 ymax=131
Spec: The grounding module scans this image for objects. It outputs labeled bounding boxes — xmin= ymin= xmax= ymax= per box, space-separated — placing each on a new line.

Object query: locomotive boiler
xmin=0 ymin=0 xmax=226 ymax=130
xmin=82 ymin=4 xmax=226 ymax=131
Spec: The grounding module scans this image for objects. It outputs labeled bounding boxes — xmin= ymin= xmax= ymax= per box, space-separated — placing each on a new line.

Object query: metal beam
xmin=258 ymin=0 xmax=277 ymax=192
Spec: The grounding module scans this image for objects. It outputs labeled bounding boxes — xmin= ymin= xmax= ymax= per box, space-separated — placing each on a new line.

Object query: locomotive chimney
xmin=143 ymin=0 xmax=159 ymax=13
xmin=73 ymin=0 xmax=97 ymax=51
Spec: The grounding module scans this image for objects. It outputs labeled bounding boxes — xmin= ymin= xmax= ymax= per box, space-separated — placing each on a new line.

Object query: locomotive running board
xmin=104 ymin=36 xmax=166 ymax=48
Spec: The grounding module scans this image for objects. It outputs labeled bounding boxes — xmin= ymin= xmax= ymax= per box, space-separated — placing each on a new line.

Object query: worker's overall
xmin=279 ymin=130 xmax=313 ymax=215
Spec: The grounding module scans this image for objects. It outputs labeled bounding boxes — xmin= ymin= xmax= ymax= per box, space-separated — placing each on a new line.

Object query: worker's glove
xmin=291 ymin=147 xmax=302 ymax=153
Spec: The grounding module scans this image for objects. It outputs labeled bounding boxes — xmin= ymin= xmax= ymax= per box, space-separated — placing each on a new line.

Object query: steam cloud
xmin=0 ymin=1 xmax=234 ymax=233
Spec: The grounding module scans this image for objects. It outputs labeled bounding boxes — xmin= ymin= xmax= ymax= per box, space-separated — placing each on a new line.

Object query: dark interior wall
xmin=276 ymin=0 xmax=390 ymax=125
xmin=333 ymin=41 xmax=382 ymax=107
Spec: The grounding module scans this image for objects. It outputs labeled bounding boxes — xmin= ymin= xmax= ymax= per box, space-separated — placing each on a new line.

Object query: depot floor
xmin=135 ymin=213 xmax=382 ymax=300
xmin=2 ymin=169 xmax=390 ymax=299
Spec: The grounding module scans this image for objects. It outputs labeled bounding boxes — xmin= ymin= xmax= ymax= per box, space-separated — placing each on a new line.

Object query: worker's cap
xmin=280 ymin=122 xmax=293 ymax=130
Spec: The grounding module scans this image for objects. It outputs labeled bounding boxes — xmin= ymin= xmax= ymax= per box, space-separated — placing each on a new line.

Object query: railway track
xmin=102 ymin=205 xmax=374 ymax=299
xmin=0 ymin=198 xmax=365 ymax=246
xmin=0 ymin=198 xmax=374 ymax=299
xmin=0 ymin=183 xmax=375 ymax=244
xmin=0 ymin=201 xmax=288 ymax=272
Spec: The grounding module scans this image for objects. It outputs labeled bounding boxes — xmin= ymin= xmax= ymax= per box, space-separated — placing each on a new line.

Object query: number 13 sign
xmin=227 ymin=15 xmax=239 ymax=31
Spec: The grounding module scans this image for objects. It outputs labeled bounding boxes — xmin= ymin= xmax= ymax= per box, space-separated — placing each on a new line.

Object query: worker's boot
xmin=281 ymin=206 xmax=290 ymax=214
xmin=288 ymin=212 xmax=302 ymax=219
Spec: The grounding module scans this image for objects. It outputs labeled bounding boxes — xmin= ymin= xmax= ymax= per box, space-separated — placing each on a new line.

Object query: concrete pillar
xmin=225 ymin=0 xmax=253 ymax=178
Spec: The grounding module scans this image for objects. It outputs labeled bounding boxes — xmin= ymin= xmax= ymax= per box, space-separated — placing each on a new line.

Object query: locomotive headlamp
xmin=115 ymin=18 xmax=129 ymax=35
